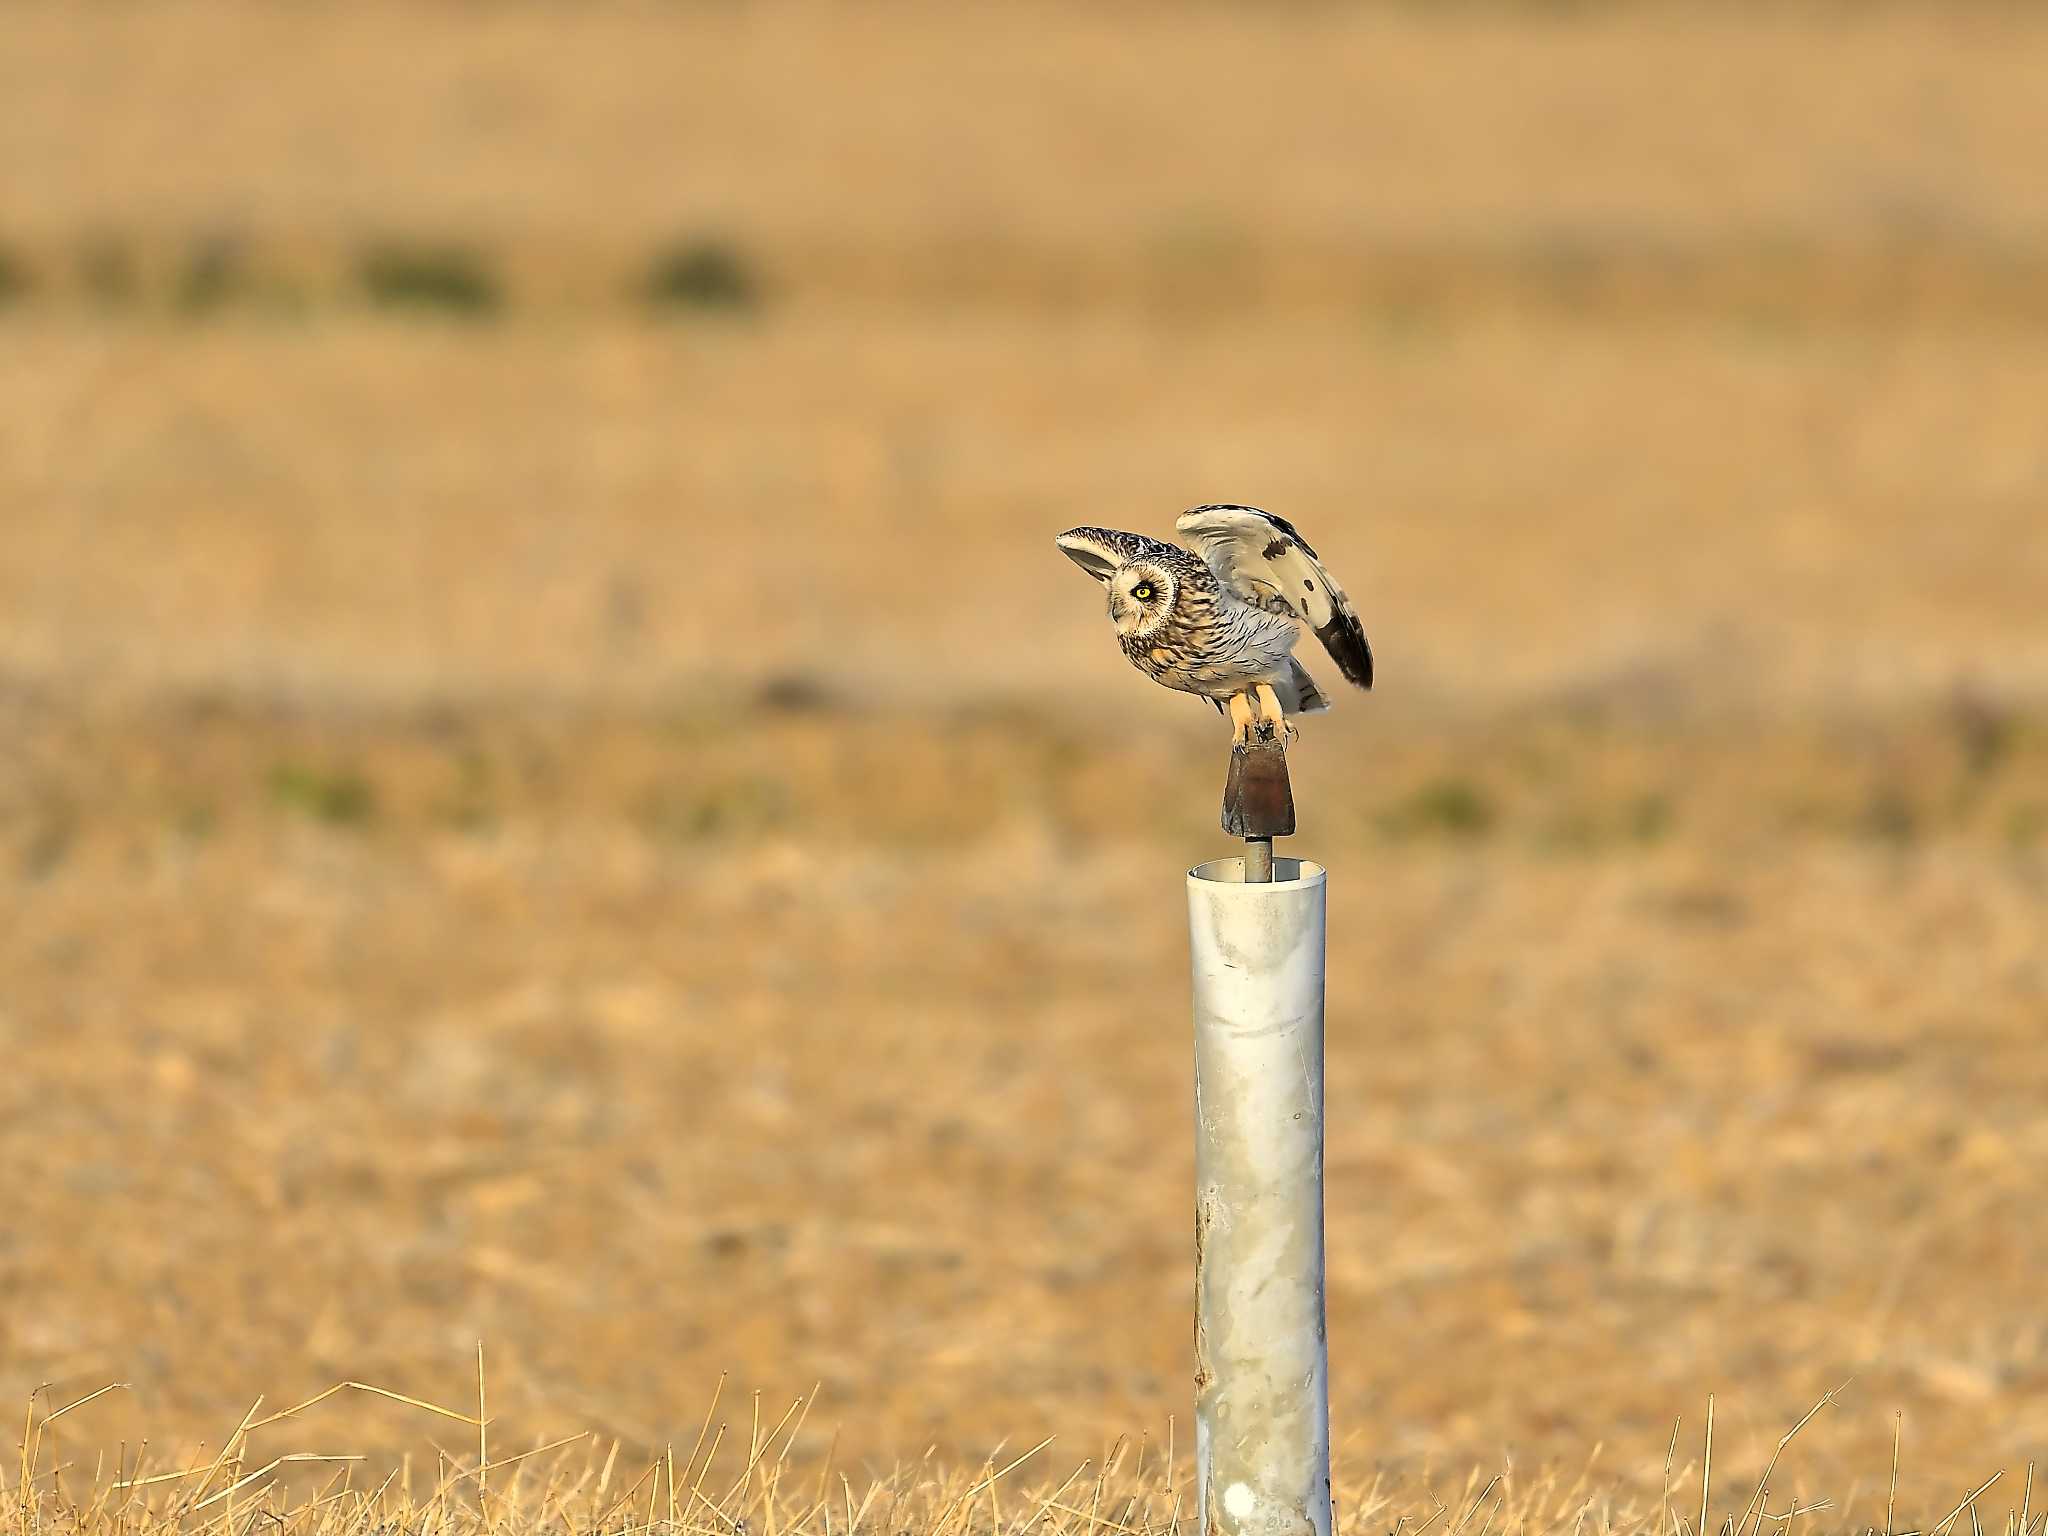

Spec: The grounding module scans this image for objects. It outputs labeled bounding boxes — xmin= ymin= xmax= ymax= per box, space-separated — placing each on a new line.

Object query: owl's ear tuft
xmin=1054 ymin=529 xmax=1123 ymax=584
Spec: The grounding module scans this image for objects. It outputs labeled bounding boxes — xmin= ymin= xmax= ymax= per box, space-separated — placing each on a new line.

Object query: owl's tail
xmin=1277 ymin=658 xmax=1334 ymax=716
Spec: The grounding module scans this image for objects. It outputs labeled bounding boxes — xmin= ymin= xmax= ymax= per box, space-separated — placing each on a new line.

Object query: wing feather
xmin=1174 ymin=505 xmax=1374 ymax=689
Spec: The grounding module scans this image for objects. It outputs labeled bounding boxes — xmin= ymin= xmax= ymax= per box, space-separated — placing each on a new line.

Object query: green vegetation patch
xmin=267 ymin=761 xmax=378 ymax=827
xmin=1379 ymin=775 xmax=1498 ymax=840
xmin=638 ymin=774 xmax=789 ymax=841
xmin=643 ymin=238 xmax=763 ymax=313
xmin=0 ymin=244 xmax=29 ymax=306
xmin=358 ymin=242 xmax=503 ymax=316
xmin=177 ymin=232 xmax=258 ymax=315
xmin=77 ymin=235 xmax=141 ymax=307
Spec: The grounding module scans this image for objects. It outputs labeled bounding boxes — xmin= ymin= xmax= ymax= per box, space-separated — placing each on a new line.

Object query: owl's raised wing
xmin=1175 ymin=505 xmax=1374 ymax=689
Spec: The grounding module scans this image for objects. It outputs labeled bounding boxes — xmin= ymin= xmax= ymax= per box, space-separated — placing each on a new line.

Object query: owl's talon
xmin=1227 ymin=690 xmax=1257 ymax=746
xmin=1249 ymin=682 xmax=1293 ymax=747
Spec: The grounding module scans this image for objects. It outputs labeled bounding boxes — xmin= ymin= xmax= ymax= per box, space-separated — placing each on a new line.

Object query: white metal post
xmin=1186 ymin=854 xmax=1332 ymax=1536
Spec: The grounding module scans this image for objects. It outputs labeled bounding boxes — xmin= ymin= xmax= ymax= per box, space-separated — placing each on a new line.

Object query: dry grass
xmin=5 ymin=697 xmax=2045 ymax=1498
xmin=4 ymin=0 xmax=2048 ymax=1525
xmin=8 ymin=1374 xmax=2043 ymax=1536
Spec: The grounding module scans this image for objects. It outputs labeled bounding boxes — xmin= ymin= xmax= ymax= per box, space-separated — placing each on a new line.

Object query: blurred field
xmin=4 ymin=1 xmax=2048 ymax=1527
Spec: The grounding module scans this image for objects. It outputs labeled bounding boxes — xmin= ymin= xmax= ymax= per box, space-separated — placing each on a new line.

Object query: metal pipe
xmin=1243 ymin=836 xmax=1274 ymax=883
xmin=1186 ymin=855 xmax=1331 ymax=1536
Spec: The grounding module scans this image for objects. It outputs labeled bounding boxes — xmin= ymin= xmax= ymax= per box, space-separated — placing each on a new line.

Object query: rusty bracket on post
xmin=1221 ymin=722 xmax=1294 ymax=883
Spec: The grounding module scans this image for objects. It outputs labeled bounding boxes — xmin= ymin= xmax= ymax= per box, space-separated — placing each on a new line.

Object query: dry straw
xmin=6 ymin=1374 xmax=2038 ymax=1536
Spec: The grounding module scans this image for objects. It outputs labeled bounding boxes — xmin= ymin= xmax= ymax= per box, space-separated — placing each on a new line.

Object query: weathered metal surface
xmin=1185 ymin=856 xmax=1332 ymax=1536
xmin=1222 ymin=733 xmax=1295 ymax=839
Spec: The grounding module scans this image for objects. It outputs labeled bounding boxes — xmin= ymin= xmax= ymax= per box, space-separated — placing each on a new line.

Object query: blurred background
xmin=3 ymin=0 xmax=2046 ymax=1514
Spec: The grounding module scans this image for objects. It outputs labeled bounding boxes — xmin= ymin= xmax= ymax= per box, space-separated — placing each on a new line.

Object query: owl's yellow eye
xmin=1133 ymin=583 xmax=1154 ymax=601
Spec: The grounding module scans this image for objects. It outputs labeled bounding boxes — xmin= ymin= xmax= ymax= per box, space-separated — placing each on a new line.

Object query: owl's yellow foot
xmin=1227 ymin=690 xmax=1257 ymax=746
xmin=1252 ymin=683 xmax=1296 ymax=745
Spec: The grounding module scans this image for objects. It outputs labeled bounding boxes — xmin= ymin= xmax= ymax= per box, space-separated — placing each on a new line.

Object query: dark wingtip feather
xmin=1318 ymin=615 xmax=1374 ymax=690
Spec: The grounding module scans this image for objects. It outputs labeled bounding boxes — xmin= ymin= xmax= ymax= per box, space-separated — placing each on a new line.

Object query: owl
xmin=1055 ymin=505 xmax=1374 ymax=742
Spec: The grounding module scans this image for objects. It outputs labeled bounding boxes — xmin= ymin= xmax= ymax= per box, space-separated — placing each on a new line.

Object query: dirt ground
xmin=3 ymin=3 xmax=2047 ymax=1526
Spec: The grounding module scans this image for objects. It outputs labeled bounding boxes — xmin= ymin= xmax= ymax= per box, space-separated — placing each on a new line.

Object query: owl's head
xmin=1054 ymin=527 xmax=1178 ymax=638
xmin=1107 ymin=562 xmax=1175 ymax=637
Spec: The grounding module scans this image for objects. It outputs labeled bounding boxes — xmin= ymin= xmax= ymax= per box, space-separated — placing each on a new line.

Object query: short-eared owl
xmin=1055 ymin=505 xmax=1373 ymax=742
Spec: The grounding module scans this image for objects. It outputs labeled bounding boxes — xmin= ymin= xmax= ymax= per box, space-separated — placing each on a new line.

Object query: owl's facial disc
xmin=1108 ymin=563 xmax=1173 ymax=636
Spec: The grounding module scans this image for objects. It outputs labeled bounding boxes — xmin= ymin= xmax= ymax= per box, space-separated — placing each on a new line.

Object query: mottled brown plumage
xmin=1054 ymin=506 xmax=1373 ymax=739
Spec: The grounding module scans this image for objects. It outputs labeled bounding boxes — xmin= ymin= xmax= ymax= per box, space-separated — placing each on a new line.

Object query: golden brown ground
xmin=3 ymin=3 xmax=2047 ymax=1527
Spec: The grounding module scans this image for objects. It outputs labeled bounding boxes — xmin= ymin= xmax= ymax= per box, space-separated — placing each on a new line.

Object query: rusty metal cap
xmin=1221 ymin=731 xmax=1296 ymax=838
